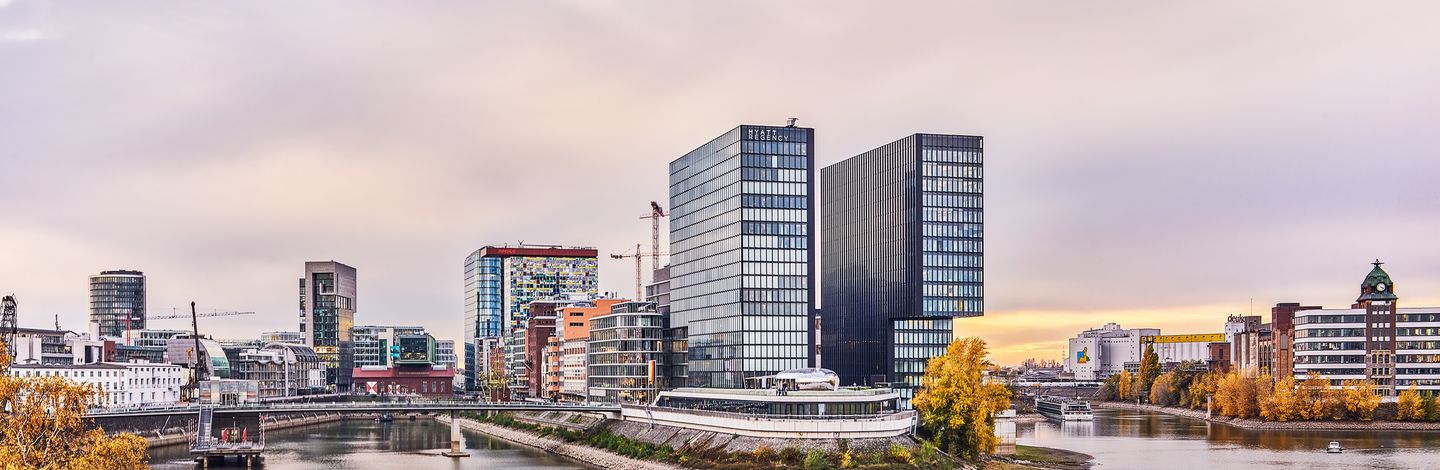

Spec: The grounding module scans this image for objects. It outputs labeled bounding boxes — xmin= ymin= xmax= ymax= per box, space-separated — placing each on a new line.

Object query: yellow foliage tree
xmin=1149 ymin=372 xmax=1178 ymax=406
xmin=1341 ymin=380 xmax=1381 ymax=421
xmin=1295 ymin=372 xmax=1338 ymax=420
xmin=1115 ymin=370 xmax=1136 ymax=401
xmin=912 ymin=337 xmax=1012 ymax=459
xmin=0 ymin=341 xmax=149 ymax=468
xmin=1186 ymin=372 xmax=1217 ymax=410
xmin=1397 ymin=385 xmax=1423 ymax=421
xmin=1259 ymin=376 xmax=1299 ymax=422
xmin=1213 ymin=369 xmax=1267 ymax=419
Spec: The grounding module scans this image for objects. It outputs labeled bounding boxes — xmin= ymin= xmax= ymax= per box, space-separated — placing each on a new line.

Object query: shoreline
xmin=437 ymin=415 xmax=680 ymax=470
xmin=1095 ymin=401 xmax=1440 ymax=431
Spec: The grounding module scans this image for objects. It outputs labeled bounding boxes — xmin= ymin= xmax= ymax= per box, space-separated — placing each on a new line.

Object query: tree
xmin=1421 ymin=392 xmax=1438 ymax=422
xmin=1397 ymin=385 xmax=1423 ymax=421
xmin=0 ymin=341 xmax=149 ymax=468
xmin=1149 ymin=372 xmax=1179 ymax=406
xmin=1296 ymin=372 xmax=1338 ymax=420
xmin=1213 ymin=369 xmax=1265 ymax=419
xmin=1114 ymin=370 xmax=1136 ymax=401
xmin=1138 ymin=344 xmax=1161 ymax=396
xmin=912 ymin=337 xmax=1013 ymax=459
xmin=1341 ymin=380 xmax=1381 ymax=421
xmin=1186 ymin=371 xmax=1218 ymax=410
xmin=1259 ymin=376 xmax=1299 ymax=422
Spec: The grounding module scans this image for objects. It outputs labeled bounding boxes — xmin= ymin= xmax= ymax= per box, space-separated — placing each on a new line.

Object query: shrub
xmin=751 ymin=445 xmax=775 ymax=463
xmin=803 ymin=449 xmax=832 ymax=470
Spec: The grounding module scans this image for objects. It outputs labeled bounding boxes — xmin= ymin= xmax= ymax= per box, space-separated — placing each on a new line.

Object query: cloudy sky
xmin=3 ymin=1 xmax=1438 ymax=365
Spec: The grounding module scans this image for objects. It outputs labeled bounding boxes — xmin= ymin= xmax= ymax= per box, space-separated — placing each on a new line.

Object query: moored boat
xmin=1035 ymin=395 xmax=1094 ymax=421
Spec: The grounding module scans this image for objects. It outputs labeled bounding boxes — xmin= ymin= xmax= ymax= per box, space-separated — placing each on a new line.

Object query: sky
xmin=2 ymin=1 xmax=1439 ymax=366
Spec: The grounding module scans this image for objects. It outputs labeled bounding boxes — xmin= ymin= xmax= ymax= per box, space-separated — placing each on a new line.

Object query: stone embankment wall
xmin=606 ymin=419 xmax=914 ymax=454
xmin=438 ymin=415 xmax=680 ymax=470
xmin=1096 ymin=402 xmax=1440 ymax=431
xmin=142 ymin=413 xmax=369 ymax=448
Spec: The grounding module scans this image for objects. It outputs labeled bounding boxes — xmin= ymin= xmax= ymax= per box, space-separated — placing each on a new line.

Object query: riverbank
xmin=1095 ymin=401 xmax=1440 ymax=431
xmin=439 ymin=415 xmax=681 ymax=470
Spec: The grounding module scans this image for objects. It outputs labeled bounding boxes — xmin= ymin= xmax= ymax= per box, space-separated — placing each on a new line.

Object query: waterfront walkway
xmin=85 ymin=400 xmax=620 ymax=419
xmin=1095 ymin=401 xmax=1440 ymax=431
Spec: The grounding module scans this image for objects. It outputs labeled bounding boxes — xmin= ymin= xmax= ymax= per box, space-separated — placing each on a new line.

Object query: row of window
xmin=741 ymin=154 xmax=808 ymax=169
xmin=741 ymin=194 xmax=806 ymax=209
xmin=921 ymin=149 xmax=983 ymax=164
xmin=922 ymin=193 xmax=983 ymax=209
xmin=922 ymin=223 xmax=983 ymax=238
xmin=922 ymin=268 xmax=984 ymax=283
xmin=740 ymin=167 xmax=807 ymax=183
xmin=922 ymin=283 xmax=983 ymax=298
xmin=922 ymin=253 xmax=983 ymax=268
xmin=921 ymin=162 xmax=982 ymax=179
xmin=923 ymin=237 xmax=983 ymax=253
xmin=922 ymin=207 xmax=983 ymax=223
xmin=921 ymin=178 xmax=982 ymax=194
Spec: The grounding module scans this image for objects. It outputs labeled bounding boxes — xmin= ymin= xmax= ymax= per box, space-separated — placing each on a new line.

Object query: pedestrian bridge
xmin=85 ymin=400 xmax=622 ymax=419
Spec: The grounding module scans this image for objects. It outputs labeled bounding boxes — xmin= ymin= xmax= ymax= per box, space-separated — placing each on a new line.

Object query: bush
xmin=779 ymin=447 xmax=804 ymax=466
xmin=751 ymin=445 xmax=775 ymax=464
xmin=803 ymin=449 xmax=832 ymax=470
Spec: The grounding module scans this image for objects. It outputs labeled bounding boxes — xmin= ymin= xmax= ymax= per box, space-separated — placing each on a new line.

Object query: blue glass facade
xmin=669 ymin=125 xmax=816 ymax=388
xmin=821 ymin=134 xmax=982 ymax=408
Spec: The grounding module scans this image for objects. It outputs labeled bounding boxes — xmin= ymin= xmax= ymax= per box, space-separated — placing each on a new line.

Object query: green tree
xmin=1421 ymin=392 xmax=1438 ymax=422
xmin=912 ymin=337 xmax=1013 ymax=459
xmin=1138 ymin=344 xmax=1161 ymax=396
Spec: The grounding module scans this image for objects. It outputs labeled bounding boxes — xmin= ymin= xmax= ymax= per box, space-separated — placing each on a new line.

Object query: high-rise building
xmin=820 ymin=134 xmax=983 ymax=406
xmin=648 ymin=265 xmax=686 ymax=386
xmin=461 ymin=245 xmax=598 ymax=389
xmin=669 ymin=124 xmax=816 ymax=388
xmin=89 ymin=270 xmax=146 ymax=339
xmin=299 ymin=261 xmax=357 ymax=391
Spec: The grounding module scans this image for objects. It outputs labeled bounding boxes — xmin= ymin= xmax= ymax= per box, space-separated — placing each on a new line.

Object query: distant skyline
xmin=3 ymin=2 xmax=1439 ymax=365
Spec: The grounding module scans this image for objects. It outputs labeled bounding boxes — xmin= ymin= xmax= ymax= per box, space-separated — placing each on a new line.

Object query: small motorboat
xmin=1326 ymin=441 xmax=1343 ymax=453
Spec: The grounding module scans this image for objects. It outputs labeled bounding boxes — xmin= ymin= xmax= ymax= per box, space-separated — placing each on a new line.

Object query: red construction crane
xmin=641 ymin=201 xmax=667 ymax=272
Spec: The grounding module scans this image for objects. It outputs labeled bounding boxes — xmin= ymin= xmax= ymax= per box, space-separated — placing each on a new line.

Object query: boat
xmin=1327 ymin=441 xmax=1343 ymax=453
xmin=1034 ymin=395 xmax=1094 ymax=421
xmin=376 ymin=413 xmax=393 ymax=422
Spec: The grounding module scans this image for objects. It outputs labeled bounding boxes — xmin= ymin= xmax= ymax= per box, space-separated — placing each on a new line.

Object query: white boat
xmin=1035 ymin=395 xmax=1094 ymax=421
xmin=1326 ymin=441 xmax=1343 ymax=453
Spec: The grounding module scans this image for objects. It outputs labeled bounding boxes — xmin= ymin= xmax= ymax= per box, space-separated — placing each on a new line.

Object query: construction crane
xmin=611 ymin=243 xmax=668 ymax=301
xmin=149 ymin=308 xmax=256 ymax=320
xmin=2 ymin=295 xmax=17 ymax=357
xmin=641 ymin=201 xmax=668 ymax=271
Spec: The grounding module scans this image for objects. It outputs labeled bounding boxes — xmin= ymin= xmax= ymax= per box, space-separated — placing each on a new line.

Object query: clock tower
xmin=1354 ymin=260 xmax=1398 ymax=396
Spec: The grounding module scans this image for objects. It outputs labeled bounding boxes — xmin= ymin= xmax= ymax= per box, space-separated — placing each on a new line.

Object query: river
xmin=1020 ymin=408 xmax=1440 ymax=469
xmin=147 ymin=418 xmax=594 ymax=469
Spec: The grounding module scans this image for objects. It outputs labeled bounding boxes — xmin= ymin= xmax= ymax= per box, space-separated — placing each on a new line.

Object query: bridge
xmin=84 ymin=400 xmax=621 ymax=419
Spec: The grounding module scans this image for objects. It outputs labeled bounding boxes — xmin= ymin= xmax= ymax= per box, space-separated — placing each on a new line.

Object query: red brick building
xmin=353 ymin=366 xmax=455 ymax=397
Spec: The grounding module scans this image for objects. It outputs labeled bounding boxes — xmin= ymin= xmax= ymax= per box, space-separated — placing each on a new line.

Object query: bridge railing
xmin=85 ymin=399 xmax=621 ymax=417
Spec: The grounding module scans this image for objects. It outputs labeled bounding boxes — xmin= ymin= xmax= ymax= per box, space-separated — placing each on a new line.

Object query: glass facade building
xmin=588 ymin=301 xmax=667 ymax=403
xmin=669 ymin=124 xmax=816 ymax=388
xmin=89 ymin=270 xmax=146 ymax=339
xmin=299 ymin=261 xmax=357 ymax=391
xmin=821 ymin=133 xmax=983 ymax=408
xmin=462 ymin=245 xmax=598 ymax=389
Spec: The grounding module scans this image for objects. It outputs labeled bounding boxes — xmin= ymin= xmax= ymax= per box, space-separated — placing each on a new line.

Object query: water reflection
xmin=148 ymin=419 xmax=593 ymax=469
xmin=1019 ymin=408 xmax=1440 ymax=469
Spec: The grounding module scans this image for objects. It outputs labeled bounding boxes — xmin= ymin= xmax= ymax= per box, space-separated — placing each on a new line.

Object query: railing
xmin=621 ymin=404 xmax=915 ymax=422
xmin=86 ymin=399 xmax=621 ymax=417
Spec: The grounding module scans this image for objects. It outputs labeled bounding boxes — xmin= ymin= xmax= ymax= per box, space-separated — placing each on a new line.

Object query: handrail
xmin=621 ymin=404 xmax=915 ymax=422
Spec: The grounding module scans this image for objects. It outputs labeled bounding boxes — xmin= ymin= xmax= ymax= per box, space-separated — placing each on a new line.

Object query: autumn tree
xmin=1115 ymin=370 xmax=1137 ymax=401
xmin=1149 ymin=372 xmax=1179 ymax=407
xmin=0 ymin=341 xmax=149 ymax=468
xmin=1259 ymin=376 xmax=1300 ymax=422
xmin=1186 ymin=372 xmax=1218 ymax=410
xmin=1295 ymin=372 xmax=1339 ymax=420
xmin=1213 ymin=369 xmax=1268 ymax=419
xmin=1397 ymin=385 xmax=1424 ymax=421
xmin=1341 ymin=380 xmax=1381 ymax=421
xmin=1138 ymin=344 xmax=1161 ymax=397
xmin=912 ymin=337 xmax=1013 ymax=459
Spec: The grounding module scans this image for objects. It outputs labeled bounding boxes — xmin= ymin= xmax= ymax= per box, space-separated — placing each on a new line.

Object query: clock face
xmin=1377 ymin=283 xmax=1387 ymax=292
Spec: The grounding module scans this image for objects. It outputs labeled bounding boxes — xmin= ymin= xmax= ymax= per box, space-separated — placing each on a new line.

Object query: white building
xmin=435 ymin=339 xmax=456 ymax=369
xmin=7 ymin=361 xmax=183 ymax=407
xmin=1066 ymin=323 xmax=1158 ymax=380
xmin=10 ymin=328 xmax=80 ymax=365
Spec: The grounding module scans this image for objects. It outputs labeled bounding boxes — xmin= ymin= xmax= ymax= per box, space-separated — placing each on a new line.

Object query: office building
xmin=648 ymin=265 xmax=686 ymax=386
xmin=222 ymin=343 xmax=327 ymax=398
xmin=10 ymin=328 xmax=79 ymax=365
xmin=820 ymin=133 xmax=982 ymax=406
xmin=669 ymin=124 xmax=816 ymax=388
xmin=435 ymin=339 xmax=456 ymax=369
xmin=523 ymin=302 xmax=561 ymax=399
xmin=132 ymin=329 xmax=187 ymax=348
xmin=1269 ymin=302 xmax=1322 ymax=381
xmin=1292 ymin=261 xmax=1440 ymax=396
xmin=352 ymin=325 xmax=425 ymax=367
xmin=299 ymin=261 xmax=357 ymax=391
xmin=462 ymin=245 xmax=598 ymax=389
xmin=556 ymin=298 xmax=627 ymax=401
xmin=89 ymin=270 xmax=146 ymax=339
xmin=589 ymin=301 xmax=667 ymax=403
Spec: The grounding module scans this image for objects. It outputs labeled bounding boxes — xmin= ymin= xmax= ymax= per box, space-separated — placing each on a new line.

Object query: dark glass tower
xmin=300 ymin=261 xmax=357 ymax=391
xmin=821 ymin=133 xmax=983 ymax=408
xmin=89 ymin=270 xmax=146 ymax=339
xmin=669 ymin=124 xmax=816 ymax=388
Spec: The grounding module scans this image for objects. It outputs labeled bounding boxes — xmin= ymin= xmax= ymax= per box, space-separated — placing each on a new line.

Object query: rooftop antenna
xmin=54 ymin=314 xmax=59 ymax=331
xmin=786 ymin=117 xmax=798 ymax=127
